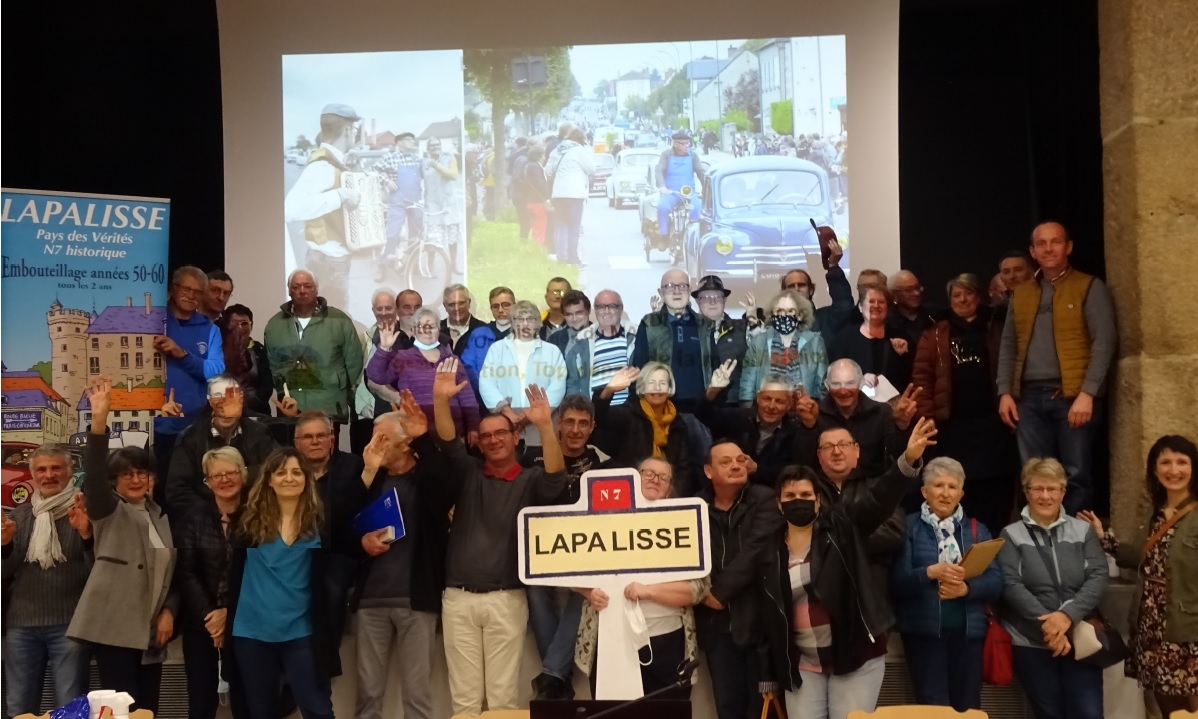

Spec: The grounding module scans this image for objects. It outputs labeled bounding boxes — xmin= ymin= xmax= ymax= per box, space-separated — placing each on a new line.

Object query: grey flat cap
xmin=320 ymin=103 xmax=360 ymax=120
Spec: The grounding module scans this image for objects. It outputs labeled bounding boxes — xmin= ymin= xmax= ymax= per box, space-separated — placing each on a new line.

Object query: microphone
xmin=674 ymin=658 xmax=701 ymax=687
xmin=582 ymin=656 xmax=700 ymax=719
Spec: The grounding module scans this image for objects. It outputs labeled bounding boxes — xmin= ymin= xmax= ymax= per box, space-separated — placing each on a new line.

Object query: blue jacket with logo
xmin=155 ymin=312 xmax=224 ymax=436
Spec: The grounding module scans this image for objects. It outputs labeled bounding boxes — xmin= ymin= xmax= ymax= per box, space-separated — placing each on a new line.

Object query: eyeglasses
xmin=414 ymin=324 xmax=438 ymax=332
xmin=296 ymin=432 xmax=331 ymax=442
xmin=230 ymin=320 xmax=252 ymax=329
xmin=697 ymin=294 xmax=724 ymax=304
xmin=174 ymin=285 xmax=203 ymax=298
xmin=1026 ymin=485 xmax=1064 ymax=496
xmin=595 ymin=303 xmax=623 ymax=312
xmin=817 ymin=441 xmax=857 ymax=453
xmin=478 ymin=428 xmax=513 ymax=443
xmin=661 ymin=283 xmax=690 ymax=292
xmin=118 ymin=470 xmax=152 ymax=481
xmin=491 ymin=301 xmax=513 ymax=310
xmin=641 ymin=469 xmax=673 ymax=485
xmin=206 ymin=470 xmax=243 ymax=482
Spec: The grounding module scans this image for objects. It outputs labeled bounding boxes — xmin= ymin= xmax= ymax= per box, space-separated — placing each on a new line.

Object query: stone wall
xmin=1099 ymin=0 xmax=1198 ymax=537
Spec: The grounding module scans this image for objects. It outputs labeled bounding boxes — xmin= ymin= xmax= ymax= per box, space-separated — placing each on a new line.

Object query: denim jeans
xmin=527 ymin=586 xmax=583 ymax=680
xmin=1012 ymin=645 xmax=1104 ymax=719
xmin=4 ymin=625 xmax=91 ymax=716
xmin=1015 ymin=384 xmax=1102 ymax=513
xmin=705 ymin=632 xmax=757 ymax=719
xmin=656 ymin=193 xmax=699 ymax=237
xmin=234 ymin=635 xmax=333 ymax=719
xmin=901 ymin=632 xmax=984 ymax=711
xmin=784 ymin=655 xmax=886 ymax=719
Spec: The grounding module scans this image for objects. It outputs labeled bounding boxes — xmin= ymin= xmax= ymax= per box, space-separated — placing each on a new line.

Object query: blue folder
xmin=351 ymin=487 xmax=406 ymax=541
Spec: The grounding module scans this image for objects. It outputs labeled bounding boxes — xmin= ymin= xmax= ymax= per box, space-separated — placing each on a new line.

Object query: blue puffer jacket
xmin=890 ymin=510 xmax=1004 ymax=640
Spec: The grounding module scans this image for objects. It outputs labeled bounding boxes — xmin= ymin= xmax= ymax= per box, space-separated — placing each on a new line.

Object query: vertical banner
xmin=1 ymin=188 xmax=170 ymax=508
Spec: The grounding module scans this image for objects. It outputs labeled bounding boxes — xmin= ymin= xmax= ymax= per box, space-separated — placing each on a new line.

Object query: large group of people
xmin=4 ymin=218 xmax=1196 ymax=719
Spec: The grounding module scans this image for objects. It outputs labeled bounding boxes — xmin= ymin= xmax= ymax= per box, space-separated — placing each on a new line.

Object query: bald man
xmin=886 ymin=269 xmax=937 ymax=347
xmin=631 ymin=268 xmax=714 ymax=413
xmin=263 ymin=269 xmax=364 ymax=423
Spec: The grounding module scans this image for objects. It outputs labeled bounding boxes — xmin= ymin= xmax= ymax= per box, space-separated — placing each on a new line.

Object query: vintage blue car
xmin=683 ymin=156 xmax=832 ymax=288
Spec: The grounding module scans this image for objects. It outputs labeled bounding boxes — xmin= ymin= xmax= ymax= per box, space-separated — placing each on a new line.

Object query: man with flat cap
xmin=373 ymin=131 xmax=429 ymax=280
xmin=283 ymin=103 xmax=362 ymax=312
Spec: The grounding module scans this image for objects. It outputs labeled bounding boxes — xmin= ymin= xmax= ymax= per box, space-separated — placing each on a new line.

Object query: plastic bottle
xmin=87 ymin=690 xmax=116 ymax=719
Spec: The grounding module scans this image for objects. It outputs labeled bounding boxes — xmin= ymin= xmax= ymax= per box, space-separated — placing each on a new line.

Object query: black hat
xmin=691 ymin=275 xmax=731 ymax=298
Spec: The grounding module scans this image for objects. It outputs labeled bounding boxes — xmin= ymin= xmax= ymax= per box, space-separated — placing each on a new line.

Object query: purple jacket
xmin=366 ymin=343 xmax=481 ymax=435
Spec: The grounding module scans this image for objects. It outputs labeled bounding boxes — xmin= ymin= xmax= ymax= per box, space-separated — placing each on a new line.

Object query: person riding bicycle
xmin=373 ymin=131 xmax=429 ymax=276
xmin=654 ymin=130 xmax=707 ymax=243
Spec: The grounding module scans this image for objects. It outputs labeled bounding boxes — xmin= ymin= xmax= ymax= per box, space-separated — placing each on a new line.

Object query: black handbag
xmin=1029 ymin=526 xmax=1129 ymax=669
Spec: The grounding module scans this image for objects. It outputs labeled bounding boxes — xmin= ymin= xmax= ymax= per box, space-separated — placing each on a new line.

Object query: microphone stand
xmin=581 ymin=660 xmax=699 ymax=719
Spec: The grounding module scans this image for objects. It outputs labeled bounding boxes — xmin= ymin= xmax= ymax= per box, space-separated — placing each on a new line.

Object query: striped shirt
xmin=789 ymin=547 xmax=833 ymax=673
xmin=590 ymin=329 xmax=630 ymax=405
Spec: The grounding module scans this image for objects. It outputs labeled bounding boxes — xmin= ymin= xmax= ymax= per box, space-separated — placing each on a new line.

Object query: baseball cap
xmin=320 ymin=103 xmax=360 ymax=120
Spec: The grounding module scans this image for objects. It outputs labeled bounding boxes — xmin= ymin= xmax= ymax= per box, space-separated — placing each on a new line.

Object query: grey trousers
xmin=354 ymin=606 xmax=438 ymax=719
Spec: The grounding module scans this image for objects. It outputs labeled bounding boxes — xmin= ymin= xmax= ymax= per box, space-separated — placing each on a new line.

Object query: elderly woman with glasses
xmin=890 ymin=457 xmax=1003 ymax=712
xmin=479 ymin=299 xmax=567 ymax=448
xmin=1079 ymin=436 xmax=1198 ymax=717
xmin=998 ymin=458 xmax=1108 ymax=719
xmin=575 ymin=457 xmax=710 ymax=698
xmin=595 ymin=363 xmax=693 ymax=496
xmin=176 ymin=447 xmax=250 ymax=719
xmin=68 ymin=377 xmax=179 ymax=714
xmin=740 ymin=289 xmax=828 ymax=403
xmin=369 ymin=306 xmax=481 ymax=445
xmin=910 ymin=273 xmax=1014 ymax=534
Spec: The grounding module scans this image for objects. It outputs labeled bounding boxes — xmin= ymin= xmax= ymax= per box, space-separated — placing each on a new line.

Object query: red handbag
xmin=971 ymin=519 xmax=1013 ymax=685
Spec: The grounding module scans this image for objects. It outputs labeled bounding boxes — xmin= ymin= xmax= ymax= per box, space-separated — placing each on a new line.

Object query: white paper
xmin=860 ymin=374 xmax=901 ymax=403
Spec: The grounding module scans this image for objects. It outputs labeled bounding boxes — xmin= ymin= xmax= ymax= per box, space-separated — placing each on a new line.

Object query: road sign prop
xmin=518 ymin=468 xmax=711 ymax=699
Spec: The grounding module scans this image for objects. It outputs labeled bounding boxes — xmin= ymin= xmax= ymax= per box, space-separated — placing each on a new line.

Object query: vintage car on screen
xmin=683 ymin=156 xmax=832 ymax=286
xmin=606 ymin=148 xmax=658 ymax=207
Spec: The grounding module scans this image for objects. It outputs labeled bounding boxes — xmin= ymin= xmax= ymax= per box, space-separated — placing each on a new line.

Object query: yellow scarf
xmin=640 ymin=398 xmax=677 ymax=459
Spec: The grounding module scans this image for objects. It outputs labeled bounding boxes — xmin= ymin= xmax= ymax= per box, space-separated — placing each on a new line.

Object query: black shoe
xmin=552 ymin=674 xmax=576 ymax=700
xmin=532 ymin=672 xmax=555 ymax=701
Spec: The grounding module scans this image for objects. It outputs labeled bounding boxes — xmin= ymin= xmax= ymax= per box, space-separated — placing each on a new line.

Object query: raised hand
xmin=524 ymin=384 xmax=553 ymax=428
xmin=738 ymin=292 xmax=758 ymax=324
xmin=362 ymin=433 xmax=389 ymax=473
xmin=904 ymin=416 xmax=937 ymax=465
xmin=86 ymin=376 xmax=114 ymax=425
xmin=433 ymin=357 xmax=470 ymax=400
xmin=1077 ymin=510 xmax=1105 ymax=538
xmin=1 ymin=514 xmax=15 ymax=546
xmin=862 ymin=373 xmax=878 ymax=389
xmin=890 ymin=337 xmax=909 ymax=356
xmin=826 ymin=236 xmax=844 ymax=266
xmin=605 ymin=366 xmax=640 ymax=394
xmin=797 ymin=387 xmax=821 ymax=428
xmin=67 ymin=494 xmax=91 ymax=540
xmin=378 ymin=321 xmax=400 ymax=351
xmin=710 ymin=359 xmax=737 ymax=389
xmin=215 ymin=384 xmax=244 ymax=419
xmin=649 ymin=295 xmax=663 ymax=313
xmin=161 ymin=388 xmax=184 ymax=418
xmin=396 ymin=389 xmax=428 ymax=439
xmin=270 ymin=392 xmax=299 ymax=417
xmin=893 ymin=384 xmax=922 ymax=430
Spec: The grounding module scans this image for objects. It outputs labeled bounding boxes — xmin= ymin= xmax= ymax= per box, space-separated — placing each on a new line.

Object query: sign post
xmin=518 ymin=468 xmax=711 ymax=700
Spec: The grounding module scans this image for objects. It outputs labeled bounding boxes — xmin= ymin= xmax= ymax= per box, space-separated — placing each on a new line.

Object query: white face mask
xmin=414 ymin=338 xmax=440 ymax=351
xmin=625 ymin=599 xmax=653 ymax=666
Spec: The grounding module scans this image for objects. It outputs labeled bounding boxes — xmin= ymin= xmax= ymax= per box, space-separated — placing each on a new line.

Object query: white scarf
xmin=920 ymin=501 xmax=964 ymax=564
xmin=26 ymin=488 xmax=78 ymax=569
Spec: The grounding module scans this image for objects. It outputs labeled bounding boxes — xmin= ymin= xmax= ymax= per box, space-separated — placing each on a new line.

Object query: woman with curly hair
xmin=225 ymin=447 xmax=335 ymax=719
xmin=1080 ymin=435 xmax=1198 ymax=716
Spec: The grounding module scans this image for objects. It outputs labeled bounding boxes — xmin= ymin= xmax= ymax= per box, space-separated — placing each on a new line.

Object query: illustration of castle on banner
xmin=2 ymin=293 xmax=167 ymax=453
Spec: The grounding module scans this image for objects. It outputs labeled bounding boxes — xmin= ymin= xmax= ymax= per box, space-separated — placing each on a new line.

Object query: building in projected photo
xmin=758 ymin=36 xmax=847 ymax=137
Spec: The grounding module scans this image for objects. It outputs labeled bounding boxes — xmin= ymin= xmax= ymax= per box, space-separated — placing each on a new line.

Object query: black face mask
xmin=781 ymin=498 xmax=818 ymax=528
xmin=771 ymin=314 xmax=799 ymax=335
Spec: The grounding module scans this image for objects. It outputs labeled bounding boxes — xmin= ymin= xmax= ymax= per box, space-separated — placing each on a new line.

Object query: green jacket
xmin=632 ymin=307 xmax=715 ymax=379
xmin=1112 ymin=507 xmax=1198 ymax=643
xmin=263 ymin=297 xmax=364 ymax=422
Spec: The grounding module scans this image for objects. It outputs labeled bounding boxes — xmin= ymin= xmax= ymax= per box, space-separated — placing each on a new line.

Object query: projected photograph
xmin=281 ymin=38 xmax=847 ymax=326
xmin=463 ymin=36 xmax=848 ymax=322
xmin=282 ymin=50 xmax=466 ymax=327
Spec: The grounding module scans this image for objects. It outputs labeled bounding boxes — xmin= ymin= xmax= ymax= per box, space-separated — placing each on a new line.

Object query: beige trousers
xmin=441 ymin=587 xmax=529 ymax=716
